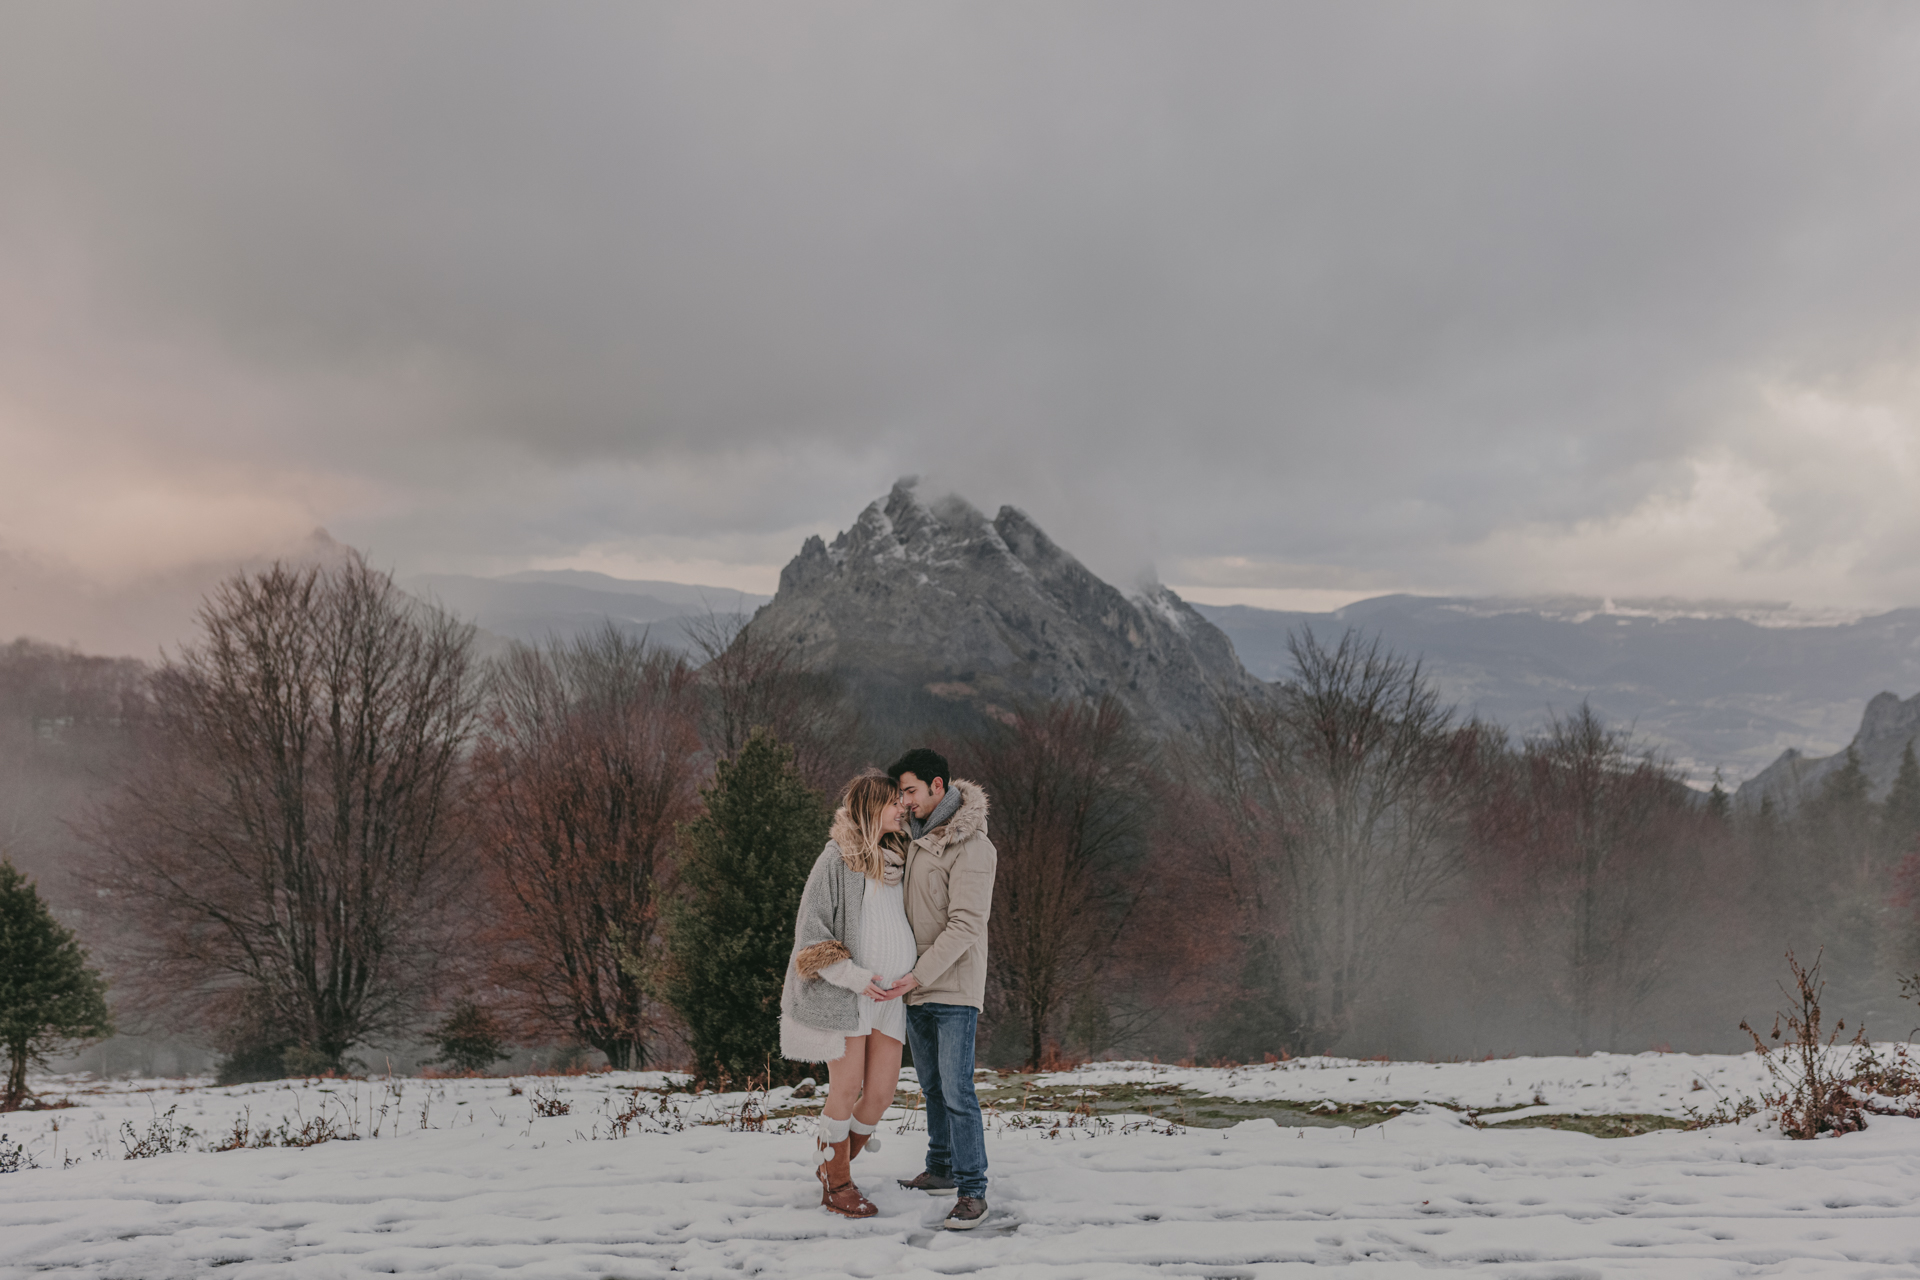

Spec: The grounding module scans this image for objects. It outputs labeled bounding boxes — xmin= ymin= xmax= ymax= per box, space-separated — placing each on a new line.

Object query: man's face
xmin=897 ymin=772 xmax=946 ymax=821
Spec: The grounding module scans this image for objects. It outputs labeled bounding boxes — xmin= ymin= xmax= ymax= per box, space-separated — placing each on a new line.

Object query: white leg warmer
xmin=817 ymin=1113 xmax=852 ymax=1145
xmin=849 ymin=1116 xmax=881 ymax=1151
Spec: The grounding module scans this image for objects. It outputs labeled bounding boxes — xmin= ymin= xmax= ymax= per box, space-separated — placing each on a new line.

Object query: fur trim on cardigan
xmin=780 ymin=846 xmax=865 ymax=1063
xmin=795 ymin=939 xmax=851 ymax=980
xmin=779 ymin=1004 xmax=849 ymax=1064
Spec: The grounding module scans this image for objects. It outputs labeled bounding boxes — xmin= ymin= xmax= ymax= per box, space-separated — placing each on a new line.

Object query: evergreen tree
xmin=1806 ymin=746 xmax=1876 ymax=874
xmin=1706 ymin=774 xmax=1731 ymax=821
xmin=667 ymin=729 xmax=827 ymax=1087
xmin=0 ymin=862 xmax=113 ymax=1110
xmin=1884 ymin=740 xmax=1920 ymax=859
xmin=422 ymin=1002 xmax=513 ymax=1075
xmin=1818 ymin=745 xmax=1871 ymax=810
xmin=1799 ymin=746 xmax=1884 ymax=1012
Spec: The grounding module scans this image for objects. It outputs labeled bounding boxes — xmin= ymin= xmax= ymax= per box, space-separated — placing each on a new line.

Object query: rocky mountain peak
xmin=1737 ymin=688 xmax=1920 ymax=812
xmin=750 ymin=479 xmax=1257 ymax=734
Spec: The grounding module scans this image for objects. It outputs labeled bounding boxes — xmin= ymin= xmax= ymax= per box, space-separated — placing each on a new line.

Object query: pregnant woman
xmin=779 ymin=771 xmax=919 ymax=1218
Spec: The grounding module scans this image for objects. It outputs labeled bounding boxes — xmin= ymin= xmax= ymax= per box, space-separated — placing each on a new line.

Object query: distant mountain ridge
xmin=746 ymin=480 xmax=1258 ymax=734
xmin=495 ymin=571 xmax=769 ymax=610
xmin=400 ymin=572 xmax=768 ymax=654
xmin=398 ymin=548 xmax=1920 ymax=789
xmin=1196 ymin=594 xmax=1920 ymax=786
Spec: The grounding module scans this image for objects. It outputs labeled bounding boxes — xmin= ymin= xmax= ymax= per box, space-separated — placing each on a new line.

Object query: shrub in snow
xmin=1730 ymin=950 xmax=1920 ymax=1138
xmin=212 ymin=1105 xmax=356 ymax=1150
xmin=121 ymin=1106 xmax=199 ymax=1159
xmin=0 ymin=1132 xmax=35 ymax=1172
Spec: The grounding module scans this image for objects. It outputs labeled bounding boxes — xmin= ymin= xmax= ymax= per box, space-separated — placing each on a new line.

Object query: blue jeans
xmin=905 ymin=1002 xmax=987 ymax=1198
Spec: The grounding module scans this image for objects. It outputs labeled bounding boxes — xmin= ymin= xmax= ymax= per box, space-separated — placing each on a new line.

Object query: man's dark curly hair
xmin=886 ymin=746 xmax=950 ymax=792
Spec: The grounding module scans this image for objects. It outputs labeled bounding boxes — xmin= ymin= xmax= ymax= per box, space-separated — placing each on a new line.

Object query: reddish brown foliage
xmin=963 ymin=696 xmax=1157 ymax=1069
xmin=1731 ymin=951 xmax=1920 ymax=1138
xmin=473 ymin=627 xmax=704 ymax=1070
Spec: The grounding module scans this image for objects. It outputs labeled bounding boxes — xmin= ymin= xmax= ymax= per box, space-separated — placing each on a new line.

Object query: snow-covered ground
xmin=3 ymin=1051 xmax=1918 ymax=1277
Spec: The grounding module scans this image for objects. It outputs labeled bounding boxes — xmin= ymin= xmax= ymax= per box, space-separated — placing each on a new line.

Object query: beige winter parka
xmin=903 ymin=779 xmax=996 ymax=1009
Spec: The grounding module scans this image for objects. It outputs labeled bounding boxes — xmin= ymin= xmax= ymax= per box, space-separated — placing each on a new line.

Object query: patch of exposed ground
xmin=763 ymin=1071 xmax=1698 ymax=1137
xmin=1479 ymin=1111 xmax=1689 ymax=1138
xmin=972 ymin=1074 xmax=1421 ymax=1129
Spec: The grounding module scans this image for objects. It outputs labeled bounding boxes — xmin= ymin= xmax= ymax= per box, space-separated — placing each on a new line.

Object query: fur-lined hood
xmin=828 ymin=777 xmax=989 ymax=869
xmin=914 ymin=778 xmax=989 ymax=852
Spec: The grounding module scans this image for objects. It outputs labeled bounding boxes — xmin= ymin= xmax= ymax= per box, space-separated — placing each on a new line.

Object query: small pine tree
xmin=1885 ymin=739 xmax=1920 ymax=858
xmin=423 ymin=1001 xmax=512 ymax=1074
xmin=1807 ymin=745 xmax=1876 ymax=873
xmin=0 ymin=862 xmax=113 ymax=1110
xmin=1706 ymin=773 xmax=1731 ymax=821
xmin=667 ymin=729 xmax=828 ymax=1087
xmin=1818 ymin=745 xmax=1871 ymax=811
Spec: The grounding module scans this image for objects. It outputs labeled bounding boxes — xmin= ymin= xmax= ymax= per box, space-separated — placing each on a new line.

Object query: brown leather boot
xmin=848 ymin=1130 xmax=879 ymax=1160
xmin=816 ymin=1138 xmax=877 ymax=1218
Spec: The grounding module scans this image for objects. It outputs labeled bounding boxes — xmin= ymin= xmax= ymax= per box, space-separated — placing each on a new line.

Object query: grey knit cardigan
xmin=778 ymin=843 xmax=869 ymax=1063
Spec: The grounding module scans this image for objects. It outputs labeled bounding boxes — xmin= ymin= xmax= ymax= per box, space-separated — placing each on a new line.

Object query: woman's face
xmin=878 ymin=794 xmax=906 ymax=834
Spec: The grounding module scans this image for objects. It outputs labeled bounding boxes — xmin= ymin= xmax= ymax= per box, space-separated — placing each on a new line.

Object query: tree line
xmin=5 ymin=556 xmax=1920 ymax=1098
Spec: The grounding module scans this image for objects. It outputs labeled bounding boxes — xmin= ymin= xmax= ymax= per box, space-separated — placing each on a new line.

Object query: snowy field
xmin=4 ymin=1051 xmax=1919 ymax=1278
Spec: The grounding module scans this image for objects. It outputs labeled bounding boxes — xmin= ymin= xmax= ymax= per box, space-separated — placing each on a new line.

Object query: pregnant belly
xmin=864 ymin=929 xmax=917 ymax=983
xmin=867 ymin=944 xmax=916 ymax=983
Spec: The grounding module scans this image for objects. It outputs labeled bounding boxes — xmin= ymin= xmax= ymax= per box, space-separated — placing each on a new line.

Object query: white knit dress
xmin=856 ymin=877 xmax=918 ymax=1043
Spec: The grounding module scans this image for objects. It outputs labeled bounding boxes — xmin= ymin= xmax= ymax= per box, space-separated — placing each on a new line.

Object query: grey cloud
xmin=4 ymin=2 xmax=1920 ymax=613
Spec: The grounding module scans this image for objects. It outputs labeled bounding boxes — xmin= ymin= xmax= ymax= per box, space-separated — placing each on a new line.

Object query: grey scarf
xmin=908 ymin=784 xmax=963 ymax=840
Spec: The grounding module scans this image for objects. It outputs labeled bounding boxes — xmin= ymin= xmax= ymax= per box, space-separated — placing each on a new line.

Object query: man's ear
xmin=929 ymin=776 xmax=946 ymax=800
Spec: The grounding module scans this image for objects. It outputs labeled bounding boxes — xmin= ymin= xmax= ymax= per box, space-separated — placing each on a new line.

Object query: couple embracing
xmin=779 ymin=747 xmax=996 ymax=1230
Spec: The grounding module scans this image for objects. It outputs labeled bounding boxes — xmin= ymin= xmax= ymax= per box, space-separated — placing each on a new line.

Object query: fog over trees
xmin=3 ymin=557 xmax=1919 ymax=1093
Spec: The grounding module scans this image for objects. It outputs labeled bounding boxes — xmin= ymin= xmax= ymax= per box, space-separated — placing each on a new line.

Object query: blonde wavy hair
xmin=836 ymin=771 xmax=909 ymax=881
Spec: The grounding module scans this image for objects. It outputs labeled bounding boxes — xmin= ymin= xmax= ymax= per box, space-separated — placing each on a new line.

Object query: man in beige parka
xmin=881 ymin=746 xmax=996 ymax=1229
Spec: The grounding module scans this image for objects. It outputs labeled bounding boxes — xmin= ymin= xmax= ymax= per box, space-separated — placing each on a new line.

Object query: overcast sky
xmin=5 ymin=2 xmax=1920 ymax=653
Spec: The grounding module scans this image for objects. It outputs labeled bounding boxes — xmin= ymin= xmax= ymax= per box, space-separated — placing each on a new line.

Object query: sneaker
xmin=897 ymin=1170 xmax=959 ymax=1195
xmin=943 ymin=1196 xmax=988 ymax=1230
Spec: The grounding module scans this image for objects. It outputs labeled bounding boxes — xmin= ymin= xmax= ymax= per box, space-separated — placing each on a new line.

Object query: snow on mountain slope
xmin=750 ymin=480 xmax=1257 ymax=734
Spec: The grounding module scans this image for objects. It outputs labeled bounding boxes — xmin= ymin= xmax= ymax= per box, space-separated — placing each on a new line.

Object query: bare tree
xmin=1207 ymin=629 xmax=1477 ymax=1053
xmin=90 ymin=555 xmax=479 ymax=1072
xmin=685 ymin=610 xmax=857 ymax=787
xmin=1469 ymin=704 xmax=1709 ymax=1049
xmin=473 ymin=626 xmax=703 ymax=1069
xmin=967 ymin=696 xmax=1155 ymax=1068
